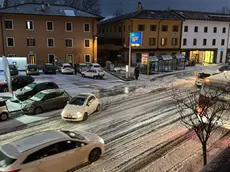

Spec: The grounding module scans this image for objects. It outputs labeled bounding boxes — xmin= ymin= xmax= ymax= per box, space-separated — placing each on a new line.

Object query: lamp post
xmin=93 ymin=36 xmax=98 ymax=63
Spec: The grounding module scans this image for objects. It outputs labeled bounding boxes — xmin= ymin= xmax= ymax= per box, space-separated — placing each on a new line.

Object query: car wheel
xmin=0 ymin=112 xmax=9 ymax=121
xmin=96 ymin=104 xmax=101 ymax=112
xmin=83 ymin=112 xmax=88 ymax=121
xmin=100 ymin=76 xmax=103 ymax=79
xmin=82 ymin=74 xmax=85 ymax=77
xmin=34 ymin=107 xmax=43 ymax=115
xmin=3 ymin=87 xmax=8 ymax=92
xmin=89 ymin=148 xmax=101 ymax=162
xmin=93 ymin=76 xmax=97 ymax=79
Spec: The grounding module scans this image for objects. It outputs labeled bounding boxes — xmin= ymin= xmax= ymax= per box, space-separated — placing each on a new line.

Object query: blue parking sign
xmin=130 ymin=32 xmax=142 ymax=47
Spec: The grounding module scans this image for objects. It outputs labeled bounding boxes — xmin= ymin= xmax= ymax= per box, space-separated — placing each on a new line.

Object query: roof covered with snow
xmin=0 ymin=3 xmax=102 ymax=18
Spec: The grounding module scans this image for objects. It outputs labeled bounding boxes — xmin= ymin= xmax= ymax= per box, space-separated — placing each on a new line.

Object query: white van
xmin=195 ymin=70 xmax=220 ymax=87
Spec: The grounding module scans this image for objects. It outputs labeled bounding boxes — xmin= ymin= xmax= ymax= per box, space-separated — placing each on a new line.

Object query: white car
xmin=81 ymin=69 xmax=105 ymax=79
xmin=62 ymin=93 xmax=100 ymax=121
xmin=89 ymin=63 xmax=101 ymax=70
xmin=0 ymin=130 xmax=104 ymax=172
xmin=60 ymin=63 xmax=74 ymax=74
xmin=195 ymin=70 xmax=219 ymax=87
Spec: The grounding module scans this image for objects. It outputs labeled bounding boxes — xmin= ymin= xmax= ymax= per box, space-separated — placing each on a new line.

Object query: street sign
xmin=141 ymin=53 xmax=149 ymax=65
xmin=130 ymin=32 xmax=142 ymax=47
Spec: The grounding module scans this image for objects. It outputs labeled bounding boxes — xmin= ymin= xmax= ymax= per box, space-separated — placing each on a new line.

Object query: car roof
xmin=41 ymin=88 xmax=64 ymax=94
xmin=92 ymin=63 xmax=100 ymax=65
xmin=62 ymin=63 xmax=71 ymax=65
xmin=1 ymin=130 xmax=69 ymax=158
xmin=198 ymin=70 xmax=219 ymax=75
xmin=45 ymin=63 xmax=54 ymax=65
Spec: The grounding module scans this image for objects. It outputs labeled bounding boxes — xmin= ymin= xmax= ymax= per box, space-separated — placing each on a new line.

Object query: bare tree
xmin=169 ymin=82 xmax=230 ymax=166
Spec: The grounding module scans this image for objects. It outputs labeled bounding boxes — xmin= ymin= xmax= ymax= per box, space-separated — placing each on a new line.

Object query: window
xmin=149 ymin=38 xmax=156 ymax=46
xmin=160 ymin=38 xmax=167 ymax=46
xmin=6 ymin=37 xmax=14 ymax=47
xmin=221 ymin=39 xmax=225 ymax=45
xmin=84 ymin=54 xmax=90 ymax=63
xmin=26 ymin=21 xmax=34 ymax=30
xmin=193 ymin=39 xmax=197 ymax=45
xmin=184 ymin=26 xmax=188 ymax=32
xmin=138 ymin=24 xmax=145 ymax=31
xmin=119 ymin=26 xmax=122 ymax=32
xmin=84 ymin=39 xmax=90 ymax=48
xmin=8 ymin=54 xmax=16 ymax=57
xmin=150 ymin=25 xmax=157 ymax=31
xmin=128 ymin=25 xmax=130 ymax=31
xmin=65 ymin=38 xmax=73 ymax=48
xmin=123 ymin=25 xmax=126 ymax=32
xmin=46 ymin=21 xmax=54 ymax=31
xmin=212 ymin=39 xmax=216 ymax=45
xmin=213 ymin=27 xmax=217 ymax=33
xmin=98 ymin=28 xmax=101 ymax=34
xmin=183 ymin=38 xmax=187 ymax=46
xmin=204 ymin=27 xmax=208 ymax=33
xmin=5 ymin=20 xmax=13 ymax=30
xmin=66 ymin=22 xmax=72 ymax=32
xmin=27 ymin=38 xmax=35 ymax=47
xmin=172 ymin=25 xmax=179 ymax=32
xmin=203 ymin=39 xmax=207 ymax=45
xmin=172 ymin=38 xmax=178 ymax=45
xmin=161 ymin=25 xmax=168 ymax=31
xmin=47 ymin=38 xmax=55 ymax=47
xmin=223 ymin=27 xmax=226 ymax=33
xmin=194 ymin=26 xmax=198 ymax=32
xmin=114 ymin=26 xmax=116 ymax=32
xmin=84 ymin=23 xmax=90 ymax=32
xmin=106 ymin=27 xmax=108 ymax=33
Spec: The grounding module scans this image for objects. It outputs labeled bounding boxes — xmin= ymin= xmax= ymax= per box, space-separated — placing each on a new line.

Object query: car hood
xmin=77 ymin=130 xmax=102 ymax=142
xmin=15 ymin=88 xmax=30 ymax=95
xmin=62 ymin=104 xmax=85 ymax=114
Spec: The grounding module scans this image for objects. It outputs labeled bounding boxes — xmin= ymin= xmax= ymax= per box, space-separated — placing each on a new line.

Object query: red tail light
xmin=197 ymin=105 xmax=203 ymax=113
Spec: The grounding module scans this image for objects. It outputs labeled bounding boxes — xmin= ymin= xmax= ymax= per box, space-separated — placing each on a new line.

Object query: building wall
xmin=181 ymin=20 xmax=229 ymax=63
xmin=0 ymin=14 xmax=98 ymax=65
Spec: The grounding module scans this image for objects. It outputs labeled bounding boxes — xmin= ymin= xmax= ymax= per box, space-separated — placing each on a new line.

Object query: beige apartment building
xmin=98 ymin=2 xmax=183 ymax=65
xmin=0 ymin=3 xmax=101 ymax=65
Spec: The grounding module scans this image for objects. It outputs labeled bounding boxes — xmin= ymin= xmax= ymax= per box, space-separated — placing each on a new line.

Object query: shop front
xmin=181 ymin=49 xmax=217 ymax=65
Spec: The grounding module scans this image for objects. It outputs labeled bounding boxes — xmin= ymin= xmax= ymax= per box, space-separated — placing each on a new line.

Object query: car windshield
xmin=69 ymin=96 xmax=87 ymax=106
xmin=0 ymin=151 xmax=16 ymax=168
xmin=30 ymin=92 xmax=46 ymax=101
xmin=24 ymin=83 xmax=37 ymax=90
xmin=80 ymin=64 xmax=87 ymax=68
xmin=198 ymin=73 xmax=211 ymax=79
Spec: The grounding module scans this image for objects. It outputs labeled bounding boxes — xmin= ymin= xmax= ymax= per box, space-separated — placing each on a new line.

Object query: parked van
xmin=195 ymin=70 xmax=220 ymax=87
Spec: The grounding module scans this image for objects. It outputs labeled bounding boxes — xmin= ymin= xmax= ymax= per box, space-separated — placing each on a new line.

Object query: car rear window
xmin=198 ymin=73 xmax=210 ymax=79
xmin=28 ymin=65 xmax=37 ymax=70
xmin=0 ymin=151 xmax=16 ymax=168
xmin=63 ymin=66 xmax=72 ymax=69
xmin=93 ymin=65 xmax=100 ymax=68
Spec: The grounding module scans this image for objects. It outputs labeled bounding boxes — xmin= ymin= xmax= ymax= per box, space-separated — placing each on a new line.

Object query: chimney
xmin=138 ymin=2 xmax=142 ymax=12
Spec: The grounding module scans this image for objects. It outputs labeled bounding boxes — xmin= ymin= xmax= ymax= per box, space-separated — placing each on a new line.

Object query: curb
xmin=106 ymin=71 xmax=134 ymax=81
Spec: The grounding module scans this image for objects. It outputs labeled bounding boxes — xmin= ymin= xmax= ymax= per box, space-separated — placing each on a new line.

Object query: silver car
xmin=22 ymin=89 xmax=70 ymax=115
xmin=26 ymin=64 xmax=40 ymax=75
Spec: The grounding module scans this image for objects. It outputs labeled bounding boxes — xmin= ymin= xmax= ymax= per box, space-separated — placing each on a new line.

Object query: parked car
xmin=81 ymin=69 xmax=105 ymax=79
xmin=26 ymin=64 xmax=40 ymax=75
xmin=76 ymin=63 xmax=88 ymax=74
xmin=0 ymin=98 xmax=9 ymax=121
xmin=43 ymin=63 xmax=56 ymax=74
xmin=0 ymin=75 xmax=34 ymax=93
xmin=22 ymin=89 xmax=70 ymax=115
xmin=60 ymin=63 xmax=74 ymax=74
xmin=218 ymin=65 xmax=230 ymax=72
xmin=62 ymin=93 xmax=100 ymax=121
xmin=195 ymin=70 xmax=220 ymax=87
xmin=15 ymin=81 xmax=58 ymax=101
xmin=89 ymin=63 xmax=101 ymax=70
xmin=0 ymin=130 xmax=104 ymax=172
xmin=9 ymin=64 xmax=18 ymax=76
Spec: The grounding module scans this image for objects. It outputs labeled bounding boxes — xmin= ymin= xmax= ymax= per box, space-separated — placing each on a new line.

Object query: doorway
xmin=66 ymin=54 xmax=74 ymax=66
xmin=48 ymin=54 xmax=55 ymax=64
xmin=220 ymin=51 xmax=223 ymax=63
xmin=28 ymin=54 xmax=36 ymax=64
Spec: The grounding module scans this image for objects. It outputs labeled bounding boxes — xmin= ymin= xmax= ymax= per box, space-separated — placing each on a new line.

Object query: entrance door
xmin=28 ymin=54 xmax=36 ymax=64
xmin=220 ymin=51 xmax=223 ymax=63
xmin=48 ymin=54 xmax=55 ymax=64
xmin=66 ymin=54 xmax=73 ymax=66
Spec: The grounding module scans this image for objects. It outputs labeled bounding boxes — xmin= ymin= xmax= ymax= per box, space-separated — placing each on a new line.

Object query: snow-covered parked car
xmin=61 ymin=93 xmax=100 ymax=121
xmin=81 ymin=69 xmax=105 ymax=79
xmin=0 ymin=130 xmax=104 ymax=172
xmin=60 ymin=63 xmax=74 ymax=74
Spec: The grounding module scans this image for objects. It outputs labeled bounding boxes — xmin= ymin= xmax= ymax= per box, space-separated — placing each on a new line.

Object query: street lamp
xmin=93 ymin=35 xmax=97 ymax=63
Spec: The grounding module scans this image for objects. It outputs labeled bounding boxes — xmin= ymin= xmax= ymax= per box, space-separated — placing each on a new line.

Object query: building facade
xmin=0 ymin=3 xmax=101 ymax=65
xmin=98 ymin=2 xmax=183 ymax=66
xmin=174 ymin=10 xmax=230 ymax=64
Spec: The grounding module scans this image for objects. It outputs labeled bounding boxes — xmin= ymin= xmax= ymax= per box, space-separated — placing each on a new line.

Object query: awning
xmin=149 ymin=56 xmax=158 ymax=62
xmin=160 ymin=55 xmax=173 ymax=60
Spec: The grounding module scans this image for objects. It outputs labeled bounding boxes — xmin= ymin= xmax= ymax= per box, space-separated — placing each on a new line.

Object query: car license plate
xmin=67 ymin=115 xmax=72 ymax=118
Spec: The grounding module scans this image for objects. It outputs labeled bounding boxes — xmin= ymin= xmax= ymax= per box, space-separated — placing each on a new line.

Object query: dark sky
xmin=100 ymin=0 xmax=230 ymax=16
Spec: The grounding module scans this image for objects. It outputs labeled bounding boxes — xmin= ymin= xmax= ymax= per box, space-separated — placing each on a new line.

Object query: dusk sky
xmin=100 ymin=0 xmax=230 ymax=16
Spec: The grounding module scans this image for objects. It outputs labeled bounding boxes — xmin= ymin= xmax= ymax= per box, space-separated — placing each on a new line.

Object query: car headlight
xmin=76 ymin=112 xmax=83 ymax=118
xmin=99 ymin=137 xmax=104 ymax=144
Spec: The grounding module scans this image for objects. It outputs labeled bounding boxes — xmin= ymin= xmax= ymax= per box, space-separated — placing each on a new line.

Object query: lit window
xmin=161 ymin=38 xmax=167 ymax=46
xmin=26 ymin=21 xmax=34 ymax=30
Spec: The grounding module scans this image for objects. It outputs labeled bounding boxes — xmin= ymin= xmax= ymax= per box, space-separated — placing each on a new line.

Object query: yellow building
xmin=97 ymin=2 xmax=183 ymax=66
